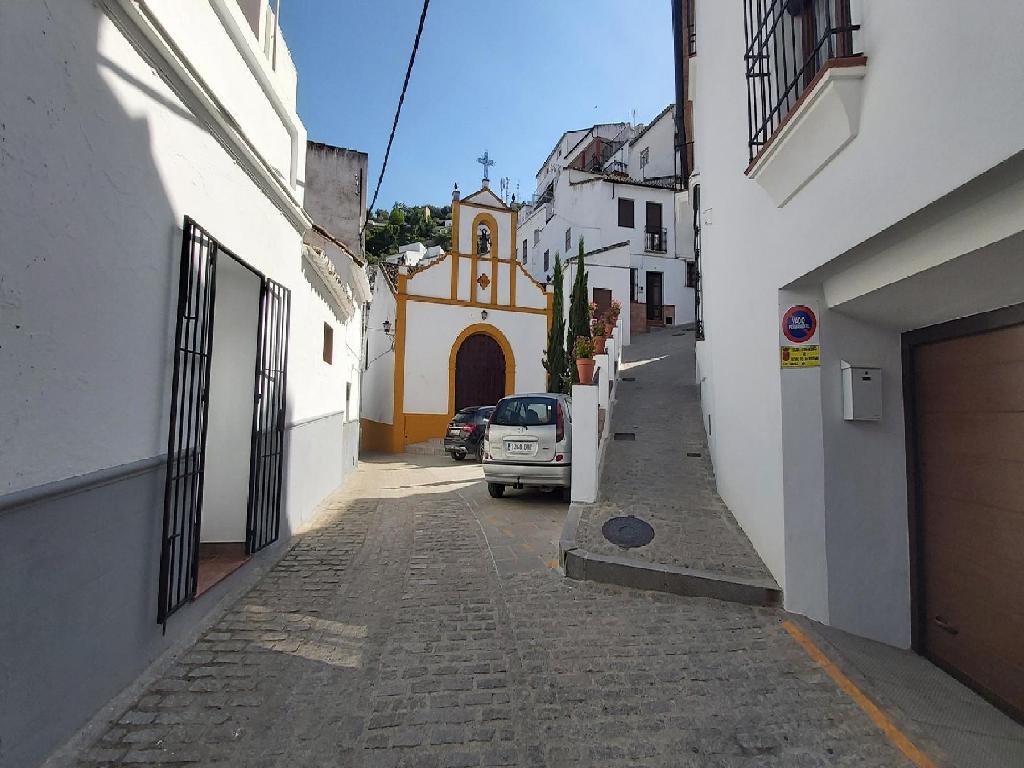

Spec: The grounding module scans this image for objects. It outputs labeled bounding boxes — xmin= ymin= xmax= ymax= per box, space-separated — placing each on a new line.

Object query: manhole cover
xmin=613 ymin=432 xmax=636 ymax=441
xmin=602 ymin=516 xmax=655 ymax=548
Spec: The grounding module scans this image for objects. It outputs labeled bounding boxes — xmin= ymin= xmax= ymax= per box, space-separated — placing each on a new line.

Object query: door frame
xmin=645 ymin=271 xmax=664 ymax=322
xmin=901 ymin=301 xmax=1024 ymax=656
xmin=158 ymin=216 xmax=287 ymax=626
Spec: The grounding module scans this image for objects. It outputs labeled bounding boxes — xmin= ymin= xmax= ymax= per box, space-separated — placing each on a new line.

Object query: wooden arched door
xmin=454 ymin=333 xmax=506 ymax=411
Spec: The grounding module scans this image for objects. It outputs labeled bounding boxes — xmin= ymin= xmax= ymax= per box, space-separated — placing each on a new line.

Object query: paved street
xmin=76 ymin=455 xmax=912 ymax=767
xmin=577 ymin=328 xmax=775 ymax=585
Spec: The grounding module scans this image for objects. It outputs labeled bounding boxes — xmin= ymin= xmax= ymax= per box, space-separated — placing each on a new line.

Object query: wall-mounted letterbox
xmin=841 ymin=361 xmax=881 ymax=421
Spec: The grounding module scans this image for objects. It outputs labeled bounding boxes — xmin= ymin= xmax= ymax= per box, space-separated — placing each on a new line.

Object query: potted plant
xmin=610 ymin=299 xmax=622 ymax=328
xmin=591 ymin=317 xmax=608 ymax=355
xmin=575 ymin=336 xmax=595 ymax=385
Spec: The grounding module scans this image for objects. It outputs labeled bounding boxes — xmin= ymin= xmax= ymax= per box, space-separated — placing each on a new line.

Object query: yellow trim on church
xmin=370 ymin=190 xmax=552 ymax=454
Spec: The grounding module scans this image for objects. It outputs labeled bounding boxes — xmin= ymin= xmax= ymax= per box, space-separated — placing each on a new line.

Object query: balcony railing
xmin=686 ymin=0 xmax=697 ymax=56
xmin=744 ymin=0 xmax=860 ymax=162
xmin=644 ymin=228 xmax=667 ymax=254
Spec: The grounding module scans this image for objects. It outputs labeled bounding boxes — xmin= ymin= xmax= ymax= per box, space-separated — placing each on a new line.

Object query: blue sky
xmin=281 ymin=0 xmax=675 ymax=210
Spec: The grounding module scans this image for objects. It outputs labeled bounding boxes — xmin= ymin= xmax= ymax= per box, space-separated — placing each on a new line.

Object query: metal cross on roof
xmin=477 ymin=150 xmax=495 ymax=181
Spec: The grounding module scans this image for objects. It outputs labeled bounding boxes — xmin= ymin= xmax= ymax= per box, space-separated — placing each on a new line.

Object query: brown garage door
xmin=913 ymin=322 xmax=1024 ymax=721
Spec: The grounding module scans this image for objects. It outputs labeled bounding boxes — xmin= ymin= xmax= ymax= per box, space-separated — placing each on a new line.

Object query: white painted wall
xmin=628 ymin=107 xmax=676 ymax=181
xmin=362 ymin=277 xmax=397 ymax=424
xmin=691 ymin=0 xmax=1024 ymax=645
xmin=202 ymin=257 xmax=261 ymax=542
xmin=402 ymin=302 xmax=547 ymax=414
xmin=570 ymin=383 xmax=599 ymax=503
xmin=0 ymin=0 xmax=362 ymax=555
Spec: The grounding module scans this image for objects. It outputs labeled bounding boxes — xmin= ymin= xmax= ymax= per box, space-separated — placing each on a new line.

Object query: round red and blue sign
xmin=782 ymin=305 xmax=817 ymax=344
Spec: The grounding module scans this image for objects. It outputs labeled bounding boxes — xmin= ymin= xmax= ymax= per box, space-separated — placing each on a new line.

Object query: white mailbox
xmin=841 ymin=361 xmax=882 ymax=421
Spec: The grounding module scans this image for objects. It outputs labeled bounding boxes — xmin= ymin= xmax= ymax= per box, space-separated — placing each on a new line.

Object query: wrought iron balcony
xmin=744 ymin=0 xmax=861 ymax=162
xmin=687 ymin=0 xmax=696 ymax=56
xmin=644 ymin=227 xmax=668 ymax=254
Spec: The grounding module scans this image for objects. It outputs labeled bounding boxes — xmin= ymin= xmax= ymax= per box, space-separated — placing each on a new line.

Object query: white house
xmin=0 ymin=3 xmax=367 ymax=765
xmin=387 ymin=241 xmax=447 ymax=268
xmin=679 ymin=0 xmax=1024 ymax=719
xmin=361 ymin=182 xmax=551 ymax=453
xmin=516 ymin=110 xmax=695 ymax=344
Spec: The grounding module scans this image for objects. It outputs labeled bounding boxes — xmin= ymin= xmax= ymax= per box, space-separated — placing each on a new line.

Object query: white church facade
xmin=362 ymin=182 xmax=552 ymax=453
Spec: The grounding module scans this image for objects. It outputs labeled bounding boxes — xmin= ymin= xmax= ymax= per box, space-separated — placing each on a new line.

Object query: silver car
xmin=482 ymin=393 xmax=572 ymax=500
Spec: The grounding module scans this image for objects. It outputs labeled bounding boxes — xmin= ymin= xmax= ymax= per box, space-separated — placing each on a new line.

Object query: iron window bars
xmin=686 ymin=0 xmax=697 ymax=56
xmin=744 ymin=0 xmax=860 ymax=162
xmin=158 ymin=216 xmax=291 ymax=626
xmin=644 ymin=227 xmax=668 ymax=254
xmin=692 ymin=184 xmax=703 ymax=340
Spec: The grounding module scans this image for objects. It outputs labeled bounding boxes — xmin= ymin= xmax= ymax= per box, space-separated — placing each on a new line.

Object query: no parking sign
xmin=780 ymin=303 xmax=820 ymax=368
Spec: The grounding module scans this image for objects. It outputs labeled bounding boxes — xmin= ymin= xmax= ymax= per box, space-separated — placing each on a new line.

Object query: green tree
xmin=543 ymin=253 xmax=568 ymax=393
xmin=432 ymin=226 xmax=452 ymax=252
xmin=388 ymin=205 xmax=406 ymax=226
xmin=567 ymin=237 xmax=591 ymax=383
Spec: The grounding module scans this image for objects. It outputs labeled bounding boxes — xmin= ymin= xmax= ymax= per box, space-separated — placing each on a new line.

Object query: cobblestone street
xmin=76 ymin=456 xmax=913 ymax=767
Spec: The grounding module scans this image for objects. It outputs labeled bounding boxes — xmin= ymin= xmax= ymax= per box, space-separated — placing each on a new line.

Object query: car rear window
xmin=452 ymin=410 xmax=476 ymax=423
xmin=491 ymin=397 xmax=556 ymax=427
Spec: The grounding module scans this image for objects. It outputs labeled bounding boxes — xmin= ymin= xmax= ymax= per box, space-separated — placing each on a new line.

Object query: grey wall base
xmin=559 ymin=503 xmax=782 ymax=608
xmin=1 ymin=417 xmax=361 ymax=768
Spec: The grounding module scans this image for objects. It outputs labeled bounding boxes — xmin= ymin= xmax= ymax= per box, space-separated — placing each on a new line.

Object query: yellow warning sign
xmin=781 ymin=345 xmax=820 ymax=368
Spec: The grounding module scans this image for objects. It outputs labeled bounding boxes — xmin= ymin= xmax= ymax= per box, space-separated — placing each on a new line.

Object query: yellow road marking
xmin=782 ymin=621 xmax=937 ymax=768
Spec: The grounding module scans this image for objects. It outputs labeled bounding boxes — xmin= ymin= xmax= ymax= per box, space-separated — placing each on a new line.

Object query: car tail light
xmin=555 ymin=402 xmax=565 ymax=443
xmin=555 ymin=453 xmax=564 ymax=462
xmin=461 ymin=424 xmax=474 ymax=434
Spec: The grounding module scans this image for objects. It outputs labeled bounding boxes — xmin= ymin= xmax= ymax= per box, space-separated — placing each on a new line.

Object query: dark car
xmin=443 ymin=406 xmax=494 ymax=461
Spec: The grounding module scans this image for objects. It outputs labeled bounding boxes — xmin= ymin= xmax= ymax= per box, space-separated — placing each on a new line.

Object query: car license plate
xmin=505 ymin=441 xmax=535 ymax=455
xmin=448 ymin=428 xmax=461 ymax=436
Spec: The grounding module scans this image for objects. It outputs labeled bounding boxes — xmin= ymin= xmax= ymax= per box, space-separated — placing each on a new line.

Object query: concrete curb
xmin=559 ymin=502 xmax=782 ymax=608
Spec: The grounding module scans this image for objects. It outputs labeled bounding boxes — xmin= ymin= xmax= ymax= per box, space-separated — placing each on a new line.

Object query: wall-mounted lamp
xmin=383 ymin=319 xmax=392 ymax=336
xmin=480 ymin=310 xmax=489 ymax=321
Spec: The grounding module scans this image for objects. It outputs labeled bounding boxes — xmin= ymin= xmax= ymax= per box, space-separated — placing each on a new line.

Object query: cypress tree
xmin=542 ymin=253 xmax=568 ymax=393
xmin=567 ymin=236 xmax=591 ymax=383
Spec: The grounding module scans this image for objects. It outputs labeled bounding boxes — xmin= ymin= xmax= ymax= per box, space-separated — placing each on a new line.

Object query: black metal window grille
xmin=686 ymin=0 xmax=697 ymax=56
xmin=644 ymin=228 xmax=668 ymax=254
xmin=744 ymin=0 xmax=860 ymax=161
xmin=158 ymin=217 xmax=219 ymax=625
xmin=246 ymin=278 xmax=291 ymax=554
xmin=692 ymin=184 xmax=703 ymax=340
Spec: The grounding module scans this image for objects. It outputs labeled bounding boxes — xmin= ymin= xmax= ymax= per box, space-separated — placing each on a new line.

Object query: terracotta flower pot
xmin=594 ymin=335 xmax=607 ymax=355
xmin=576 ymin=357 xmax=595 ymax=385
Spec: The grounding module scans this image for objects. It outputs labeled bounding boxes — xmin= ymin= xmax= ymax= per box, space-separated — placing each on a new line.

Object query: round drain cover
xmin=601 ymin=516 xmax=655 ymax=548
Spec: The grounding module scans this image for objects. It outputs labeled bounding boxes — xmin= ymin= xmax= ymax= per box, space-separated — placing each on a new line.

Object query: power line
xmin=363 ymin=0 xmax=430 ymax=232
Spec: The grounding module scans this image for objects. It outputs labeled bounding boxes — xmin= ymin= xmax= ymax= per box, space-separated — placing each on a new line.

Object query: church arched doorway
xmin=454 ymin=333 xmax=506 ymax=412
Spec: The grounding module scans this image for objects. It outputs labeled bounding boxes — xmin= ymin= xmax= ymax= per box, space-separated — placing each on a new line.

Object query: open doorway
xmin=158 ymin=217 xmax=291 ymax=625
xmin=196 ymin=255 xmax=261 ymax=595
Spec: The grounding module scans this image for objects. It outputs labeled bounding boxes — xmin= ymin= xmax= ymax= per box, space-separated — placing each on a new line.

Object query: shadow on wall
xmin=0 ymin=3 xmax=182 ymax=767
